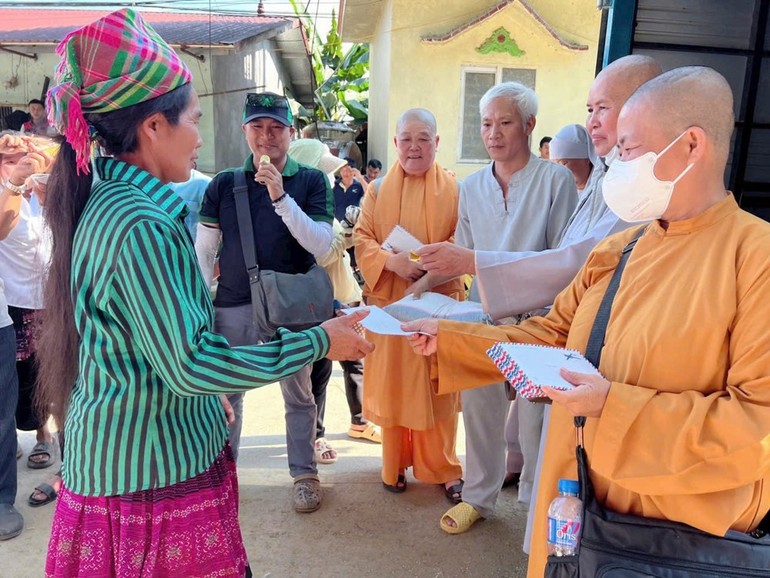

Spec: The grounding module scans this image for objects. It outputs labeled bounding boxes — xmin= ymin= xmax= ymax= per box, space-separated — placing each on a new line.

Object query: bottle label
xmin=547 ymin=516 xmax=581 ymax=549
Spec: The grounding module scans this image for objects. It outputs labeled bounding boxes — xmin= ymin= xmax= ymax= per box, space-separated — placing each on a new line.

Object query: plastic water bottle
xmin=547 ymin=478 xmax=583 ymax=556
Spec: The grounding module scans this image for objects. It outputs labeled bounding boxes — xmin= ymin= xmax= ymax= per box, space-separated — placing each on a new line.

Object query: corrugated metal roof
xmin=0 ymin=9 xmax=293 ymax=46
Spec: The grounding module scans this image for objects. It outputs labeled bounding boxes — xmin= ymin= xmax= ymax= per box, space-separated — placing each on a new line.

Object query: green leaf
xmin=345 ymin=77 xmax=369 ymax=92
xmin=340 ymin=44 xmax=370 ymax=68
xmin=293 ymin=6 xmax=369 ymax=123
xmin=341 ymin=95 xmax=368 ymax=120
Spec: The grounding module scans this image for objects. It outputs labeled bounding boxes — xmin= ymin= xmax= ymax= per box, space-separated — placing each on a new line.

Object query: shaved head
xmin=624 ymin=66 xmax=734 ymax=164
xmin=595 ymin=55 xmax=663 ymax=107
xmin=394 ymin=108 xmax=440 ymax=176
xmin=396 ymin=108 xmax=437 ymax=136
xmin=587 ymin=55 xmax=663 ymax=156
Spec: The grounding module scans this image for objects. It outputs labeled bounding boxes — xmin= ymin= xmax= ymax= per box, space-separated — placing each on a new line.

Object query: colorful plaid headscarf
xmin=47 ymin=8 xmax=192 ymax=174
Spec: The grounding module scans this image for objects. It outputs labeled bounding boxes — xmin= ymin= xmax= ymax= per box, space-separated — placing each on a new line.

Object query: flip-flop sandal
xmin=440 ymin=502 xmax=481 ymax=535
xmin=27 ymin=440 xmax=56 ymax=470
xmin=382 ymin=473 xmax=407 ymax=493
xmin=28 ymin=483 xmax=58 ymax=508
xmin=443 ymin=479 xmax=464 ymax=504
xmin=347 ymin=423 xmax=382 ymax=444
xmin=314 ymin=437 xmax=338 ymax=464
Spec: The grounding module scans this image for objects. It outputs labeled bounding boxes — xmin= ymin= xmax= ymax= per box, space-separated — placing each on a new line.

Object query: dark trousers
xmin=8 ymin=306 xmax=43 ymax=431
xmin=341 ymin=359 xmax=366 ymax=426
xmin=310 ymin=358 xmax=332 ymax=439
xmin=0 ymin=324 xmax=19 ymax=505
xmin=310 ymin=357 xmax=367 ymax=438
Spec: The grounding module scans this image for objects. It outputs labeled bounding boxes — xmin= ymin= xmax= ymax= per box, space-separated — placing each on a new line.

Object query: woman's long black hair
xmin=37 ymin=83 xmax=192 ymax=428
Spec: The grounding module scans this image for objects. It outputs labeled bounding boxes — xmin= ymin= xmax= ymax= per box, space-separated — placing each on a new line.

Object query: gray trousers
xmin=523 ymin=404 xmax=551 ymax=554
xmin=505 ymin=395 xmax=545 ymax=504
xmin=462 ymin=381 xmax=544 ymax=518
xmin=214 ymin=305 xmax=317 ymax=478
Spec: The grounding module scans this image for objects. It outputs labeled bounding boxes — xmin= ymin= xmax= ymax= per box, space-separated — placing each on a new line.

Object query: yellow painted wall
xmin=368 ymin=0 xmax=601 ymax=179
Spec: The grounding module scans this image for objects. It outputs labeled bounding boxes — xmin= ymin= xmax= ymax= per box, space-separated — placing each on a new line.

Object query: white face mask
xmin=602 ymin=130 xmax=694 ymax=223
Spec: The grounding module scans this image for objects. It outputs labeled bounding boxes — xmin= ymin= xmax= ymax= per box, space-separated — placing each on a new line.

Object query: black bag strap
xmin=574 ymin=226 xmax=645 ymax=430
xmin=573 ymin=226 xmax=645 ymax=506
xmin=232 ymin=169 xmax=261 ymax=285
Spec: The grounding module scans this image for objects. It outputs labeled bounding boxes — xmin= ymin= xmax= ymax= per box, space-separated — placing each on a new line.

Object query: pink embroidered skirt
xmin=45 ymin=445 xmax=248 ymax=578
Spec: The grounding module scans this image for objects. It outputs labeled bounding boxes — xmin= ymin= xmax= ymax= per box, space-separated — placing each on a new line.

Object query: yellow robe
xmin=434 ymin=195 xmax=770 ymax=577
xmin=354 ymin=161 xmax=464 ymax=430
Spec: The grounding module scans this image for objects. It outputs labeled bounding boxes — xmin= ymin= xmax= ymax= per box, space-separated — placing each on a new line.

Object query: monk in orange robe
xmin=354 ymin=108 xmax=464 ymax=497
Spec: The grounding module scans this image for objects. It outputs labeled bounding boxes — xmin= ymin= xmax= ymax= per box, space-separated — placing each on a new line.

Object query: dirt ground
xmin=6 ymin=364 xmax=530 ymax=578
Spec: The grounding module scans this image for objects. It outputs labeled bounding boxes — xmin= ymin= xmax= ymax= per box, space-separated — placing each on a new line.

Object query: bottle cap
xmin=558 ymin=478 xmax=580 ymax=495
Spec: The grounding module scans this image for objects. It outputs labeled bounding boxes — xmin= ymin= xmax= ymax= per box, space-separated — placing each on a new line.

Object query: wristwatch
xmin=2 ymin=180 xmax=25 ymax=196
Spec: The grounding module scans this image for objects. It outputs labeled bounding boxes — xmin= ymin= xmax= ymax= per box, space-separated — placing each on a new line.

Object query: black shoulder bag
xmin=233 ymin=169 xmax=333 ymax=338
xmin=546 ymin=227 xmax=770 ymax=578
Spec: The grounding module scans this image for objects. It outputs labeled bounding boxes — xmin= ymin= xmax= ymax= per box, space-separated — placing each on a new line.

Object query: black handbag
xmin=545 ymin=227 xmax=770 ymax=577
xmin=233 ymin=170 xmax=333 ymax=338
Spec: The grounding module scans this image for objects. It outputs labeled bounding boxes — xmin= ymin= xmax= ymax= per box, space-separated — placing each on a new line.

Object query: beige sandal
xmin=347 ymin=423 xmax=382 ymax=444
xmin=440 ymin=502 xmax=481 ymax=535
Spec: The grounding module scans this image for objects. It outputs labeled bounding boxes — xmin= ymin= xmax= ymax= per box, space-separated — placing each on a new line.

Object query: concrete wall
xmin=211 ymin=37 xmax=290 ymax=172
xmin=0 ymin=50 xmax=217 ymax=174
xmin=366 ymin=0 xmax=394 ymax=169
xmin=0 ymin=51 xmax=56 ymax=107
xmin=367 ymin=0 xmax=601 ymax=179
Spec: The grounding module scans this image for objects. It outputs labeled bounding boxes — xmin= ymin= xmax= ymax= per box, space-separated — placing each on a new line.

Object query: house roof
xmin=0 ymin=9 xmax=292 ymax=47
xmin=337 ymin=0 xmax=386 ymax=42
xmin=0 ymin=8 xmax=316 ymax=108
xmin=420 ymin=0 xmax=588 ymax=51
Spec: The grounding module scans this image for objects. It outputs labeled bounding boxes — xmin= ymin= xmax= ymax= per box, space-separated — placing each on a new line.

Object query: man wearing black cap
xmin=195 ymin=92 xmax=334 ymax=513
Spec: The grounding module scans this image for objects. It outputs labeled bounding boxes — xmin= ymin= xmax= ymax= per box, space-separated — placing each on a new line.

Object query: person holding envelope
xmin=354 ymin=108 xmax=464 ymax=501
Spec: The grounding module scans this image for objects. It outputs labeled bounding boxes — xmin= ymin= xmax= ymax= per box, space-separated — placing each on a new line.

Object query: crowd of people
xmin=1 ymin=7 xmax=769 ymax=578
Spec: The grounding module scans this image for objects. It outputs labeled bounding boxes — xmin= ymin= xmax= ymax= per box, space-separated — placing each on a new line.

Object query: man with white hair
xmin=412 ymin=82 xmax=577 ymax=532
xmin=417 ymin=56 xmax=662 ymax=533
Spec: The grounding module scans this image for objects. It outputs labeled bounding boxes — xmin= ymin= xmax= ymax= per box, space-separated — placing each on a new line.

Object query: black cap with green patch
xmin=242 ymin=92 xmax=293 ymax=126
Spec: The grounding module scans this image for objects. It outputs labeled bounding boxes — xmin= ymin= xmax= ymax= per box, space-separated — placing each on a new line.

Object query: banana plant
xmin=289 ymin=2 xmax=369 ymax=122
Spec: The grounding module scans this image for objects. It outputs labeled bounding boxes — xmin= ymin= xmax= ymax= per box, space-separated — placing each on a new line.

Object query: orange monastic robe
xmin=354 ymin=162 xmax=464 ymax=431
xmin=433 ymin=195 xmax=770 ymax=577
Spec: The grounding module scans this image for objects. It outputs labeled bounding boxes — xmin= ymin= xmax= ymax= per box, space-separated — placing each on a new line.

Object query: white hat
xmin=289 ymin=138 xmax=346 ymax=176
xmin=549 ymin=124 xmax=595 ymax=162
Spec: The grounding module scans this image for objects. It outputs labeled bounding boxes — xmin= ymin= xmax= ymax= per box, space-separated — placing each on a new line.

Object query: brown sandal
xmin=443 ymin=479 xmax=464 ymax=504
xmin=383 ymin=473 xmax=407 ymax=493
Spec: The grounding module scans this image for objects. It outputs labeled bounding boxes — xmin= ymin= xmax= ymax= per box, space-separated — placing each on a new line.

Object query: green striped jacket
xmin=64 ymin=158 xmax=329 ymax=496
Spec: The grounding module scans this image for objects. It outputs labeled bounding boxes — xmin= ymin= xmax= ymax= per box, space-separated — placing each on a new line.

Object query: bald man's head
xmin=597 ymin=55 xmax=663 ymax=106
xmin=394 ymin=108 xmax=440 ymax=176
xmin=624 ymin=66 xmax=734 ymax=165
xmin=587 ymin=55 xmax=662 ymax=157
xmin=396 ymin=108 xmax=437 ymax=137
